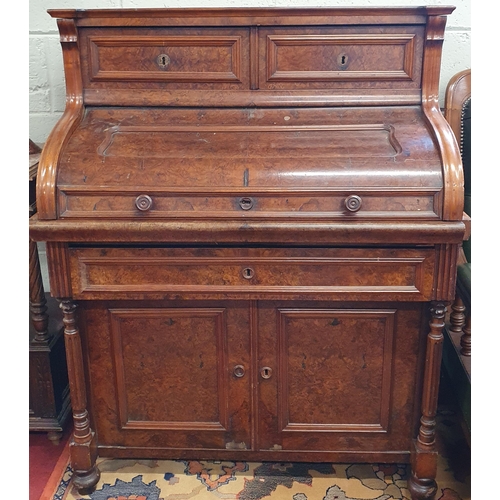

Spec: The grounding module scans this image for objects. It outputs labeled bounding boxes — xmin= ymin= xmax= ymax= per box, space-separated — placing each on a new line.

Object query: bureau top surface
xmin=49 ymin=6 xmax=455 ymax=23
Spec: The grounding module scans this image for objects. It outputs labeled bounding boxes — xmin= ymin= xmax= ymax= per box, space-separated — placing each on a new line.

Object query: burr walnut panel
xmin=68 ymin=247 xmax=435 ymax=301
xmin=259 ymin=26 xmax=424 ymax=90
xmin=82 ymin=301 xmax=252 ymax=451
xmin=109 ymin=307 xmax=228 ymax=430
xmin=257 ymin=301 xmax=425 ymax=453
xmin=96 ymin=124 xmax=402 ymax=158
xmin=276 ymin=308 xmax=395 ymax=433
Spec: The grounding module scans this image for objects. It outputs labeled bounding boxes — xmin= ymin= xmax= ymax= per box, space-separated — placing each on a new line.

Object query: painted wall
xmin=29 ymin=0 xmax=471 ymax=144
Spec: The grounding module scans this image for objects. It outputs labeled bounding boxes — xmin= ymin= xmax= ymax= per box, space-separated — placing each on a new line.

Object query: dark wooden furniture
xmin=443 ymin=69 xmax=471 ymax=436
xmin=29 ymin=7 xmax=466 ymax=499
xmin=29 ymin=140 xmax=71 ymax=443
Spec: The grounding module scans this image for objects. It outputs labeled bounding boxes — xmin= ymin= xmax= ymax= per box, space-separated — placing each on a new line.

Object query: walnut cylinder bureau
xmin=29 ymin=7 xmax=466 ymax=499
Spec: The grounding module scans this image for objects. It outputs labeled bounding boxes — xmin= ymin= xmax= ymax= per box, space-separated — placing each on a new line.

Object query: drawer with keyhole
xmin=68 ymin=246 xmax=435 ymax=301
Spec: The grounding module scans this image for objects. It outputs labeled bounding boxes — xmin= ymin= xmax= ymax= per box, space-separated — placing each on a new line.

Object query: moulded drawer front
xmin=259 ymin=26 xmax=424 ymax=90
xmin=68 ymin=247 xmax=436 ymax=300
xmin=80 ymin=27 xmax=250 ymax=89
xmin=59 ymin=190 xmax=439 ymax=220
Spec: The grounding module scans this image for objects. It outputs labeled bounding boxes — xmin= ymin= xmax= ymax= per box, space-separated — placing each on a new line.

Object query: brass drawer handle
xmin=345 ymin=194 xmax=362 ymax=213
xmin=157 ymin=53 xmax=171 ymax=69
xmin=233 ymin=365 xmax=245 ymax=378
xmin=260 ymin=367 xmax=272 ymax=379
xmin=135 ymin=194 xmax=153 ymax=212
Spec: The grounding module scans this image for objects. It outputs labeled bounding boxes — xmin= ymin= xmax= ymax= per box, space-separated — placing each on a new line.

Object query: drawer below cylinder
xmin=59 ymin=191 xmax=440 ymax=220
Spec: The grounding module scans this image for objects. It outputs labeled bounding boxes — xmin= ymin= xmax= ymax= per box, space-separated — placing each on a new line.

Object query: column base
xmin=408 ymin=472 xmax=438 ymax=500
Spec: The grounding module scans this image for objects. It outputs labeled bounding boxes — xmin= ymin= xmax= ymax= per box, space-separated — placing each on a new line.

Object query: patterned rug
xmin=46 ymin=405 xmax=470 ymax=500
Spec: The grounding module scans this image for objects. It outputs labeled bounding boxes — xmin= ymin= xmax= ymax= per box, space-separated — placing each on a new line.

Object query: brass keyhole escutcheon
xmin=260 ymin=367 xmax=272 ymax=379
xmin=337 ymin=53 xmax=349 ymax=69
xmin=239 ymin=197 xmax=254 ymax=210
xmin=157 ymin=53 xmax=171 ymax=69
xmin=242 ymin=267 xmax=255 ymax=280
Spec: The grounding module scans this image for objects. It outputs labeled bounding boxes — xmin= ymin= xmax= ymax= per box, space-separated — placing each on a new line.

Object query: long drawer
xmin=68 ymin=247 xmax=435 ymax=301
xmin=59 ymin=189 xmax=440 ymax=220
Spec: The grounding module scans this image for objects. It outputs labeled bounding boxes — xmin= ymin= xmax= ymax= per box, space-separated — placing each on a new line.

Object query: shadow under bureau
xmin=29 ymin=7 xmax=466 ymax=500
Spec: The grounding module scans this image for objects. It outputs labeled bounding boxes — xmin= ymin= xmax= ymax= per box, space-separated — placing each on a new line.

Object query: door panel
xmin=81 ymin=300 xmax=252 ymax=451
xmin=277 ymin=308 xmax=395 ymax=432
xmin=257 ymin=301 xmax=424 ymax=453
xmin=109 ymin=307 xmax=228 ymax=429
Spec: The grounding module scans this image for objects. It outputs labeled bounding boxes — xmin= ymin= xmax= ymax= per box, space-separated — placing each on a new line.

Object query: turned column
xmin=60 ymin=299 xmax=100 ymax=493
xmin=449 ymin=293 xmax=471 ymax=357
xmin=449 ymin=294 xmax=465 ymax=335
xmin=460 ymin=315 xmax=471 ymax=356
xmin=29 ymin=239 xmax=49 ymax=343
xmin=409 ymin=301 xmax=446 ymax=500
xmin=29 ymin=238 xmax=65 ymax=444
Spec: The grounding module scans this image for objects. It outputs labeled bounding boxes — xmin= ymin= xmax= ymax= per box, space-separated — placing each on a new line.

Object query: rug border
xmin=39 ymin=440 xmax=71 ymax=500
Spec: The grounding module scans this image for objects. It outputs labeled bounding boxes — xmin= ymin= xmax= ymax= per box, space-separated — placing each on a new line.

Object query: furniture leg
xmin=60 ymin=299 xmax=100 ymax=494
xmin=47 ymin=431 xmax=63 ymax=446
xmin=409 ymin=301 xmax=446 ymax=500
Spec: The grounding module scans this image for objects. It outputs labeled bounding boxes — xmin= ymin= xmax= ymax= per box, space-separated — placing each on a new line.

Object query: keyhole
xmin=337 ymin=53 xmax=349 ymax=69
xmin=157 ymin=53 xmax=170 ymax=69
xmin=239 ymin=197 xmax=254 ymax=210
xmin=242 ymin=267 xmax=255 ymax=279
xmin=260 ymin=367 xmax=272 ymax=379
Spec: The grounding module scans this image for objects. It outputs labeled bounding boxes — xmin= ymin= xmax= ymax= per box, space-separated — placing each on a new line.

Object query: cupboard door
xmin=257 ymin=301 xmax=424 ymax=456
xmin=81 ymin=300 xmax=252 ymax=453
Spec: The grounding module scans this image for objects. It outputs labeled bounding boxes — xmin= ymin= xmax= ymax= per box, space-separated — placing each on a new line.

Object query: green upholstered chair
xmin=443 ymin=69 xmax=471 ymax=436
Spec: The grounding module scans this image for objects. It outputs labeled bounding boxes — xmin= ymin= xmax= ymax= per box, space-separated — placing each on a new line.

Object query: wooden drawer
xmin=59 ymin=189 xmax=439 ymax=220
xmin=80 ymin=27 xmax=250 ymax=89
xmin=68 ymin=247 xmax=435 ymax=300
xmin=259 ymin=26 xmax=424 ymax=90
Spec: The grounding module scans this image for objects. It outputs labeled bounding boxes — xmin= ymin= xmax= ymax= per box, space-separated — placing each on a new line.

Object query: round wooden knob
xmin=345 ymin=195 xmax=362 ymax=212
xmin=135 ymin=194 xmax=153 ymax=212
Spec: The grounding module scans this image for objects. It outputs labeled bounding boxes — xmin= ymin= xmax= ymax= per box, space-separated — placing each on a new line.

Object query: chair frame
xmin=444 ymin=69 xmax=471 ymax=358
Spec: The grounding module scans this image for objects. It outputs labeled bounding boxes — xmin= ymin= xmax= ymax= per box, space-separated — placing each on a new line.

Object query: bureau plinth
xmin=29 ymin=7 xmax=465 ymax=499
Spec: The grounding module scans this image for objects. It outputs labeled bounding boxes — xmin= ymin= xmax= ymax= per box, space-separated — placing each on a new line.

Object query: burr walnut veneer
xmin=29 ymin=7 xmax=466 ymax=499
